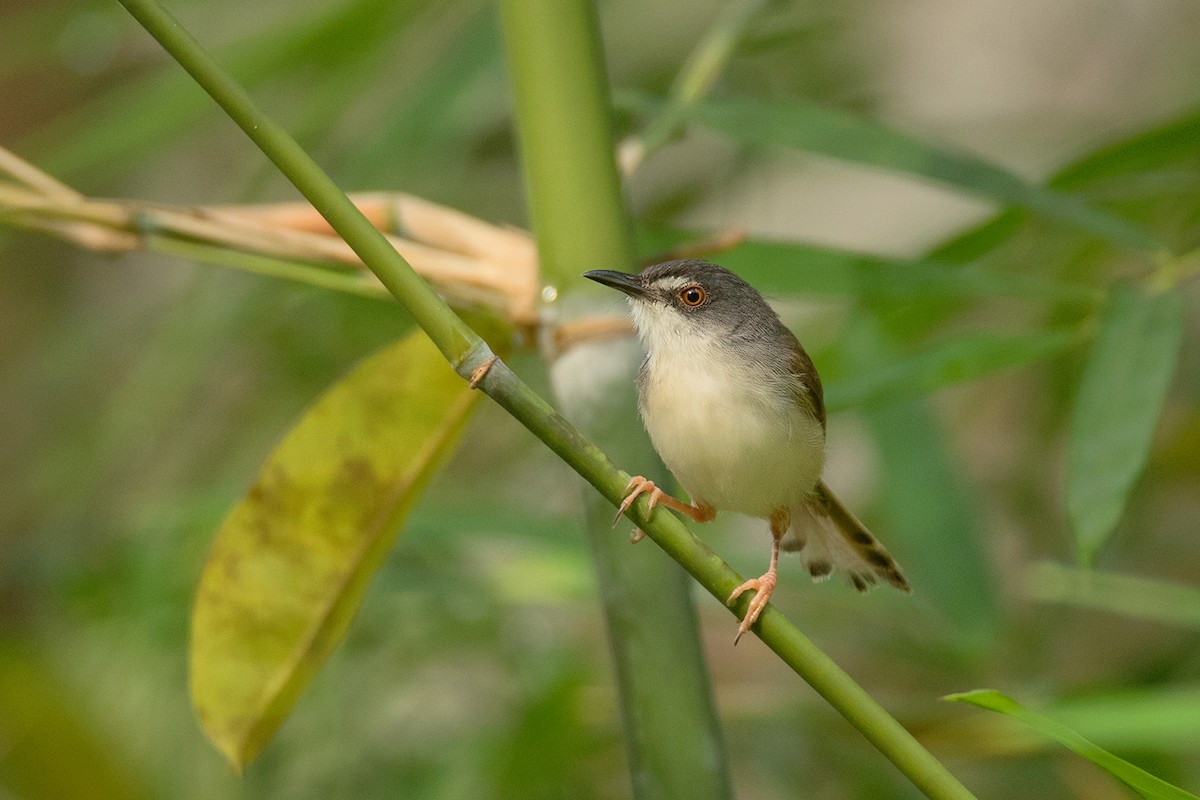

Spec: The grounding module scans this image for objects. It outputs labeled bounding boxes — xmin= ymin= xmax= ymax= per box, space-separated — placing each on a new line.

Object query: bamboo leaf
xmin=1066 ymin=283 xmax=1184 ymax=564
xmin=637 ymin=230 xmax=1098 ymax=303
xmin=690 ymin=97 xmax=1163 ymax=253
xmin=932 ymin=107 xmax=1200 ymax=264
xmin=190 ymin=330 xmax=481 ymax=769
xmin=845 ymin=315 xmax=999 ymax=643
xmin=1053 ymin=108 xmax=1200 ymax=189
xmin=1026 ymin=561 xmax=1200 ymax=630
xmin=827 ymin=327 xmax=1079 ymax=412
xmin=1045 ymin=686 xmax=1200 ymax=755
xmin=946 ymin=690 xmax=1200 ymax=800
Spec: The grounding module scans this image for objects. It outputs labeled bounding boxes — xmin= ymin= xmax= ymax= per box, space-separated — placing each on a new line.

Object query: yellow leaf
xmin=190 ymin=330 xmax=480 ymax=769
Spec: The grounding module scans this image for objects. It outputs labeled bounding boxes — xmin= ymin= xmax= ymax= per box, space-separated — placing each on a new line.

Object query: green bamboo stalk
xmin=497 ymin=2 xmax=730 ymax=797
xmin=116 ymin=1 xmax=977 ymax=796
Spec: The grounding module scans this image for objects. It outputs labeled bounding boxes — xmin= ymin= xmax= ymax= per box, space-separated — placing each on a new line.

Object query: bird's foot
xmin=726 ymin=570 xmax=778 ymax=645
xmin=613 ymin=476 xmax=715 ymax=528
xmin=613 ymin=476 xmax=664 ymax=526
xmin=613 ymin=477 xmax=715 ymax=543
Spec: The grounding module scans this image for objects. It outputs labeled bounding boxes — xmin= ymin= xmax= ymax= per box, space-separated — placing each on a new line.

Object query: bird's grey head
xmin=583 ymin=259 xmax=783 ymax=349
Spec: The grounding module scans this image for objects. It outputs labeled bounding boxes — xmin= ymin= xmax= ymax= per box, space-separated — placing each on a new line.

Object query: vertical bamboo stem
xmin=497 ymin=3 xmax=732 ymax=798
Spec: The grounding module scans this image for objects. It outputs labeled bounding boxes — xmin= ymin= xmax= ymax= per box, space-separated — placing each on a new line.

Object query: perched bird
xmin=584 ymin=259 xmax=910 ymax=643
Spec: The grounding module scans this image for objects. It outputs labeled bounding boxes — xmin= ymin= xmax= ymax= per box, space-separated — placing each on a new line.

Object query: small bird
xmin=584 ymin=259 xmax=909 ymax=643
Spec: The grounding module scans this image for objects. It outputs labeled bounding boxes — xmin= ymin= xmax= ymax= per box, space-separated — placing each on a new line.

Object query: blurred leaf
xmin=27 ymin=0 xmax=410 ymax=182
xmin=689 ymin=97 xmax=1164 ymax=253
xmin=487 ymin=660 xmax=605 ymax=800
xmin=946 ymin=690 xmax=1200 ymax=800
xmin=865 ymin=400 xmax=998 ymax=644
xmin=933 ymin=107 xmax=1200 ymax=264
xmin=626 ymin=0 xmax=773 ymax=167
xmin=1066 ymin=282 xmax=1185 ymax=564
xmin=637 ymin=231 xmax=1099 ymax=303
xmin=1027 ymin=561 xmax=1200 ymax=629
xmin=1050 ymin=686 xmax=1200 ymax=755
xmin=846 ymin=315 xmax=999 ymax=643
xmin=0 ymin=3 xmax=103 ymax=79
xmin=190 ymin=330 xmax=482 ymax=769
xmin=929 ymin=208 xmax=1030 ymax=265
xmin=344 ymin=4 xmax=501 ymax=188
xmin=1054 ymin=108 xmax=1200 ymax=190
xmin=0 ymin=644 xmax=148 ymax=800
xmin=827 ymin=327 xmax=1080 ymax=412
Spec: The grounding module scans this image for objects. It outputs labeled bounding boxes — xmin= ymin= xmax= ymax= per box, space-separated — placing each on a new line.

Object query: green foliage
xmin=689 ymin=96 xmax=1165 ymax=252
xmin=1028 ymin=562 xmax=1200 ymax=630
xmin=947 ymin=690 xmax=1200 ymax=800
xmin=1066 ymin=283 xmax=1185 ymax=564
xmin=2 ymin=0 xmax=1199 ymax=799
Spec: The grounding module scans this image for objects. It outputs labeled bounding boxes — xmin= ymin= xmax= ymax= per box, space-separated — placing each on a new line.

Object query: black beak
xmin=583 ymin=269 xmax=649 ymax=300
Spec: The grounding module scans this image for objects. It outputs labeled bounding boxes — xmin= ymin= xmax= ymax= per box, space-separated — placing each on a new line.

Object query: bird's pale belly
xmin=640 ymin=362 xmax=825 ymax=518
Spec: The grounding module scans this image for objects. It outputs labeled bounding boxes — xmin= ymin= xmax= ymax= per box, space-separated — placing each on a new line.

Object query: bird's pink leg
xmin=727 ymin=509 xmax=790 ymax=644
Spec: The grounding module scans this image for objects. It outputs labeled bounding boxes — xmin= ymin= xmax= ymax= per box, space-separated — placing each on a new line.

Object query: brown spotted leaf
xmin=190 ymin=330 xmax=481 ymax=769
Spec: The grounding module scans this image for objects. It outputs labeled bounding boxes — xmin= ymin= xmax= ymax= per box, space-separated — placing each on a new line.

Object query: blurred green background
xmin=2 ymin=0 xmax=1199 ymax=798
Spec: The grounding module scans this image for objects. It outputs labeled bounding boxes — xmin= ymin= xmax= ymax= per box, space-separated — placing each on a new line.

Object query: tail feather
xmin=783 ymin=481 xmax=910 ymax=593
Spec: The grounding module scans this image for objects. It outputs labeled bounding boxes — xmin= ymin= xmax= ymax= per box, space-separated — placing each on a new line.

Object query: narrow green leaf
xmin=190 ymin=331 xmax=481 ymax=769
xmin=932 ymin=107 xmax=1200 ymax=264
xmin=946 ymin=690 xmax=1200 ymax=800
xmin=827 ymin=327 xmax=1079 ymax=412
xmin=947 ymin=685 xmax=1200 ymax=757
xmin=1049 ymin=686 xmax=1200 ymax=755
xmin=626 ymin=0 xmax=771 ymax=167
xmin=1053 ymin=108 xmax=1200 ymax=189
xmin=1066 ymin=283 xmax=1185 ymax=564
xmin=1027 ymin=561 xmax=1200 ymax=629
xmin=691 ymin=97 xmax=1163 ymax=253
xmin=865 ymin=400 xmax=998 ymax=644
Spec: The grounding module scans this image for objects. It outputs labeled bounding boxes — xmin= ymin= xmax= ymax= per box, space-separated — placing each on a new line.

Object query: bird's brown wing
xmin=788 ymin=339 xmax=826 ymax=429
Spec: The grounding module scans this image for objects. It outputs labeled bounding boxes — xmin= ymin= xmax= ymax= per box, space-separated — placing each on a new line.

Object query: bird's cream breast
xmin=638 ymin=330 xmax=825 ymax=517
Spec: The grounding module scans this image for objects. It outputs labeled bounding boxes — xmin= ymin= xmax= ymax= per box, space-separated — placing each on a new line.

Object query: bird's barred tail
xmin=784 ymin=481 xmax=910 ymax=593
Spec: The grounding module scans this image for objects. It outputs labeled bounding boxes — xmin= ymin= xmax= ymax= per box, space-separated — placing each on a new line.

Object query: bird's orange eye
xmin=679 ymin=285 xmax=705 ymax=307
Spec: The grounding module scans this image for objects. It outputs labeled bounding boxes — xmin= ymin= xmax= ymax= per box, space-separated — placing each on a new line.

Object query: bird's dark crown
xmin=638 ymin=259 xmax=772 ymax=317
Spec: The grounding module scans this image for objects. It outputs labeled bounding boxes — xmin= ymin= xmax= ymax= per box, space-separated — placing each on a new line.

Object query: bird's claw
xmin=726 ymin=572 xmax=778 ymax=645
xmin=612 ymin=476 xmax=662 ymax=527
